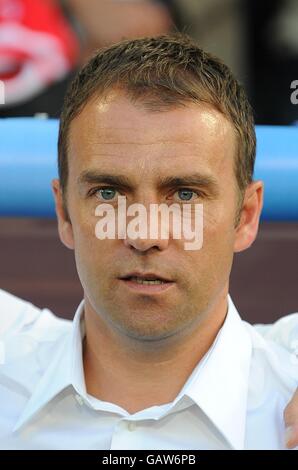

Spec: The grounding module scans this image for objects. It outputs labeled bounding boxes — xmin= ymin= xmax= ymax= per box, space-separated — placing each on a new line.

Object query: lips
xmin=119 ymin=272 xmax=172 ymax=283
xmin=119 ymin=271 xmax=175 ymax=293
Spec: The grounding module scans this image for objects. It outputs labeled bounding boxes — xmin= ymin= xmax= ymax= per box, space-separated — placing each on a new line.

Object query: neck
xmin=83 ymin=293 xmax=228 ymax=414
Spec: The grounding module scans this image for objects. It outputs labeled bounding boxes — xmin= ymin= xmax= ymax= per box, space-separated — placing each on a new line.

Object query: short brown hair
xmin=58 ymin=34 xmax=256 ymax=200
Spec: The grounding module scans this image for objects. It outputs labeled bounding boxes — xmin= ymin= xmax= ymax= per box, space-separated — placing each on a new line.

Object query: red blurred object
xmin=0 ymin=0 xmax=79 ymax=106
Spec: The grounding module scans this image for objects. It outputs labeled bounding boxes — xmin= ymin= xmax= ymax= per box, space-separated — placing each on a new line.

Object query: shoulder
xmin=0 ymin=290 xmax=72 ymax=399
xmin=0 ymin=289 xmax=71 ymax=380
xmin=241 ymin=321 xmax=298 ymax=449
xmin=244 ymin=320 xmax=298 ymax=387
xmin=253 ymin=313 xmax=298 ymax=351
xmin=0 ymin=291 xmax=73 ymax=440
xmin=0 ymin=288 xmax=71 ymax=340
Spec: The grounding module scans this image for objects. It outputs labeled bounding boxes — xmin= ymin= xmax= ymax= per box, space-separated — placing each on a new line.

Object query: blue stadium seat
xmin=0 ymin=118 xmax=297 ymax=219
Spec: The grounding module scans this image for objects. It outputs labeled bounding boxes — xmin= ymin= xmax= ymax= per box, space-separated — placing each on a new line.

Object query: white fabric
xmin=0 ymin=288 xmax=297 ymax=450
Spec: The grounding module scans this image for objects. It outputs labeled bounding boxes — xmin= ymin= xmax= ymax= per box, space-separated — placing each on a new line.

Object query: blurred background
xmin=0 ymin=0 xmax=297 ymax=323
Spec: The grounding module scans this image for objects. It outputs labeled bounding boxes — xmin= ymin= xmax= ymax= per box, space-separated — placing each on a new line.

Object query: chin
xmin=114 ymin=318 xmax=185 ymax=343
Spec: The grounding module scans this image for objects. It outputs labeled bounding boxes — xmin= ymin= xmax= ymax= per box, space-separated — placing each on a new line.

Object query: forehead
xmin=68 ymin=91 xmax=237 ymax=182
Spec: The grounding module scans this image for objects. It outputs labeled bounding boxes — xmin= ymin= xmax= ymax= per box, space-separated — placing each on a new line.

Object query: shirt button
xmin=75 ymin=394 xmax=84 ymax=406
xmin=127 ymin=421 xmax=136 ymax=432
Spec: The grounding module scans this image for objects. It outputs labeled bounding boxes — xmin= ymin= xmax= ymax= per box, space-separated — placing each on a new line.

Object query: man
xmin=0 ymin=34 xmax=297 ymax=449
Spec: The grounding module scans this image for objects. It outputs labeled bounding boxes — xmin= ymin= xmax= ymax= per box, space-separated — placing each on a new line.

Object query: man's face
xmin=58 ymin=92 xmax=242 ymax=340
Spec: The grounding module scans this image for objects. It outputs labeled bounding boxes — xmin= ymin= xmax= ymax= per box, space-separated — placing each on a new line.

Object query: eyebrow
xmin=78 ymin=171 xmax=132 ymax=189
xmin=77 ymin=170 xmax=219 ymax=195
xmin=157 ymin=174 xmax=219 ymax=195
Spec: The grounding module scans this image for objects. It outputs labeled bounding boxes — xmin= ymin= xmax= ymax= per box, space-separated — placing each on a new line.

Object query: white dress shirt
xmin=0 ymin=288 xmax=297 ymax=450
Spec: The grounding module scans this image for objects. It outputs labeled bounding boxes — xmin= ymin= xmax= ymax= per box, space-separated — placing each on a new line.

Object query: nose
xmin=122 ymin=199 xmax=170 ymax=253
xmin=123 ymin=234 xmax=170 ymax=252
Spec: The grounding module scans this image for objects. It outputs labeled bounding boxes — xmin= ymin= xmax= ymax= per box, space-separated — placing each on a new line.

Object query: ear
xmin=51 ymin=179 xmax=74 ymax=250
xmin=233 ymin=180 xmax=264 ymax=253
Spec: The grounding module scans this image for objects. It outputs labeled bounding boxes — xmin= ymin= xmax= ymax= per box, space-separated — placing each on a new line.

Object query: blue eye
xmin=176 ymin=189 xmax=196 ymax=201
xmin=96 ymin=188 xmax=117 ymax=200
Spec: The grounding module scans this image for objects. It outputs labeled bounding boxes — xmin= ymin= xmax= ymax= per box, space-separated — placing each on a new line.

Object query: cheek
xmin=70 ymin=192 xmax=104 ymax=242
xmin=69 ymin=203 xmax=115 ymax=277
xmin=203 ymin=205 xmax=236 ymax=258
xmin=73 ymin=235 xmax=118 ymax=302
xmin=185 ymin=204 xmax=236 ymax=282
xmin=72 ymin=214 xmax=97 ymax=250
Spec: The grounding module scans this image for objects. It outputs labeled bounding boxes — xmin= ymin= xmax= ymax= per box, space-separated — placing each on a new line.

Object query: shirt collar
xmin=181 ymin=295 xmax=252 ymax=449
xmin=13 ymin=300 xmax=85 ymax=432
xmin=14 ymin=296 xmax=252 ymax=449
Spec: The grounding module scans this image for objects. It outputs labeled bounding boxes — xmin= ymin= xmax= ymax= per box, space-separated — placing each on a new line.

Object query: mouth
xmin=119 ymin=272 xmax=175 ymax=293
